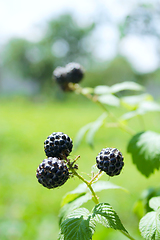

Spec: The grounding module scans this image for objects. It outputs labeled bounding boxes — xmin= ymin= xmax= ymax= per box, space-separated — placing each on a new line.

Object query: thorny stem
xmin=69 ymin=83 xmax=136 ymax=136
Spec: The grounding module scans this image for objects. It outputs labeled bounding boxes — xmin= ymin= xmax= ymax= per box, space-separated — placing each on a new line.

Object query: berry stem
xmin=67 ymin=160 xmax=99 ymax=204
xmin=89 ymin=170 xmax=102 ymax=185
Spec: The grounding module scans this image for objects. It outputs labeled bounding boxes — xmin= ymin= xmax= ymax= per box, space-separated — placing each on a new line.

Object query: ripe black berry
xmin=36 ymin=157 xmax=69 ymax=189
xmin=53 ymin=66 xmax=70 ymax=91
xmin=96 ymin=148 xmax=124 ymax=177
xmin=53 ymin=62 xmax=84 ymax=91
xmin=53 ymin=67 xmax=67 ymax=84
xmin=65 ymin=62 xmax=84 ymax=83
xmin=44 ymin=132 xmax=73 ymax=158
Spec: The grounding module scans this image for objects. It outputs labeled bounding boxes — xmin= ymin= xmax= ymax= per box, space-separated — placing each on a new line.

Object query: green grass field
xmin=0 ymin=96 xmax=160 ymax=240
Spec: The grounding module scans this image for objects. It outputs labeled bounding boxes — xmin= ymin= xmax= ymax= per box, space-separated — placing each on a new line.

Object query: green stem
xmin=100 ymin=104 xmax=135 ymax=135
xmin=120 ymin=230 xmax=136 ymax=240
xmin=68 ymin=163 xmax=99 ymax=204
xmin=89 ymin=170 xmax=102 ymax=185
xmin=138 ymin=114 xmax=145 ymax=131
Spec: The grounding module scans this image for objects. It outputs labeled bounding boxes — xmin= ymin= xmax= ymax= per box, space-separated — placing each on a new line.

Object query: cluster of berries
xmin=36 ymin=132 xmax=73 ymax=189
xmin=36 ymin=132 xmax=124 ymax=189
xmin=53 ymin=62 xmax=84 ymax=91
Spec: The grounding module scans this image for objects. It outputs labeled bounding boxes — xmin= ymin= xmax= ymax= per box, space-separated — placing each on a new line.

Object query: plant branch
xmin=89 ymin=170 xmax=102 ymax=185
xmin=138 ymin=114 xmax=145 ymax=131
xmin=67 ymin=160 xmax=99 ymax=204
xmin=69 ymin=83 xmax=135 ymax=135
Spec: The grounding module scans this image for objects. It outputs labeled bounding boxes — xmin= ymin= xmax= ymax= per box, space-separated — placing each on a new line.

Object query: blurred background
xmin=0 ymin=0 xmax=160 ymax=239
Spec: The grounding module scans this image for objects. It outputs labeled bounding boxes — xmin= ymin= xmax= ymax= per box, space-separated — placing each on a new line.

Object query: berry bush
xmin=36 ymin=62 xmax=160 ymax=240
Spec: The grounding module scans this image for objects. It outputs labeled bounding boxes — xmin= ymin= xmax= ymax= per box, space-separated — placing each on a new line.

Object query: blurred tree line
xmin=1 ymin=15 xmax=95 ymax=94
xmin=1 ymin=3 xmax=160 ymax=98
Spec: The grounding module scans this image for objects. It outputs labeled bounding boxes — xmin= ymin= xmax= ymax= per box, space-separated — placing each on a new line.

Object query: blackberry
xmin=36 ymin=157 xmax=69 ymax=189
xmin=44 ymin=132 xmax=73 ymax=158
xmin=96 ymin=148 xmax=124 ymax=177
xmin=53 ymin=66 xmax=67 ymax=84
xmin=53 ymin=66 xmax=70 ymax=91
xmin=66 ymin=62 xmax=84 ymax=83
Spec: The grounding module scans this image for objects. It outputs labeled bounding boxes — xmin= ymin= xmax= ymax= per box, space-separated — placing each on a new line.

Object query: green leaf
xmin=139 ymin=209 xmax=160 ymax=240
xmin=59 ymin=194 xmax=92 ymax=225
xmin=86 ymin=113 xmax=107 ymax=148
xmin=61 ymin=183 xmax=88 ymax=206
xmin=60 ymin=208 xmax=96 ymax=240
xmin=127 ymin=131 xmax=160 ymax=177
xmin=68 ymin=183 xmax=88 ymax=194
xmin=110 ymin=81 xmax=144 ymax=93
xmin=133 ymin=200 xmax=145 ymax=220
xmin=81 ymin=87 xmax=94 ymax=94
xmin=58 ymin=230 xmax=64 ymax=240
xmin=149 ymin=197 xmax=160 ymax=211
xmin=139 ymin=101 xmax=160 ymax=113
xmin=61 ymin=193 xmax=86 ymax=207
xmin=74 ymin=113 xmax=107 ymax=149
xmin=92 ymin=203 xmax=128 ymax=233
xmin=121 ymin=94 xmax=153 ymax=110
xmin=120 ymin=101 xmax=160 ymax=121
xmin=94 ymin=82 xmax=144 ymax=95
xmin=120 ymin=111 xmax=139 ymax=121
xmin=74 ymin=123 xmax=92 ymax=149
xmin=98 ymin=94 xmax=120 ymax=107
xmin=94 ymin=85 xmax=110 ymax=95
xmin=92 ymin=181 xmax=127 ymax=193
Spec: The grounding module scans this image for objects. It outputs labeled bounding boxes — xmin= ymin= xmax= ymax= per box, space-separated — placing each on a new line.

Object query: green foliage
xmin=94 ymin=81 xmax=144 ymax=95
xmin=59 ymin=203 xmax=129 ymax=240
xmin=121 ymin=101 xmax=160 ymax=120
xmin=139 ymin=197 xmax=160 ymax=240
xmin=85 ymin=113 xmax=107 ymax=148
xmin=59 ymin=208 xmax=96 ymax=240
xmin=74 ymin=113 xmax=107 ymax=149
xmin=133 ymin=188 xmax=160 ymax=220
xmin=61 ymin=181 xmax=126 ymax=206
xmin=120 ymin=93 xmax=153 ymax=110
xmin=59 ymin=181 xmax=126 ymax=225
xmin=92 ymin=203 xmax=128 ymax=233
xmin=127 ymin=131 xmax=160 ymax=177
xmin=98 ymin=94 xmax=120 ymax=107
xmin=93 ymin=81 xmax=145 ymax=108
xmin=91 ymin=181 xmax=127 ymax=193
xmin=149 ymin=197 xmax=160 ymax=211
